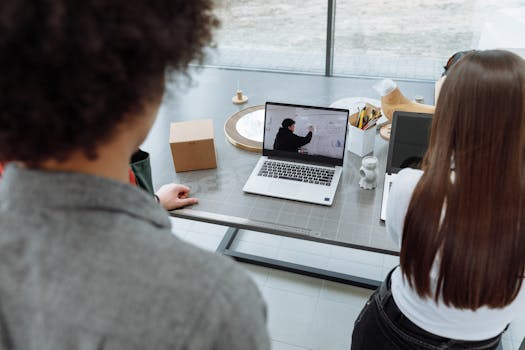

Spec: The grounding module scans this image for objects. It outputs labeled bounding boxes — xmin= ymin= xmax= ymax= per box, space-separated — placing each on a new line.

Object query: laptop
xmin=380 ymin=111 xmax=433 ymax=221
xmin=243 ymin=102 xmax=349 ymax=205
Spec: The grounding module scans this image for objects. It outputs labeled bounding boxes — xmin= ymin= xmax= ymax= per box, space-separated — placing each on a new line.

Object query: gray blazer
xmin=0 ymin=165 xmax=270 ymax=349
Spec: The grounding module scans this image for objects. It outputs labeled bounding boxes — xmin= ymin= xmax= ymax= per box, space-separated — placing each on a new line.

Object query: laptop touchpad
xmin=269 ymin=181 xmax=295 ymax=196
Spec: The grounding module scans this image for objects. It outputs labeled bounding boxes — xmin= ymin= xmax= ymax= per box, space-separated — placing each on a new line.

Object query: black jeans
xmin=351 ymin=269 xmax=503 ymax=350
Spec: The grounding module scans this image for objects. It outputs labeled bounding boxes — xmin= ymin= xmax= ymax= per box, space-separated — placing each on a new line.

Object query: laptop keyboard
xmin=258 ymin=160 xmax=335 ymax=186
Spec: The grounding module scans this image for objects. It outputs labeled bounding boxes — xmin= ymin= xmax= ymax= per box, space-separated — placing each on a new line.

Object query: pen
xmin=363 ymin=119 xmax=377 ymax=130
xmin=362 ymin=107 xmax=368 ymax=129
xmin=358 ymin=108 xmax=365 ymax=129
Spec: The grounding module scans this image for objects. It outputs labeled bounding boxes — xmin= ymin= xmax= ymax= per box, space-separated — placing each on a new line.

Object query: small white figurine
xmin=359 ymin=156 xmax=378 ymax=190
xmin=232 ymin=89 xmax=248 ymax=104
xmin=232 ymin=81 xmax=248 ymax=104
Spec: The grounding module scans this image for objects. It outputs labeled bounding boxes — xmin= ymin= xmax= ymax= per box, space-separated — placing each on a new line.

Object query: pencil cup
xmin=347 ymin=125 xmax=375 ymax=157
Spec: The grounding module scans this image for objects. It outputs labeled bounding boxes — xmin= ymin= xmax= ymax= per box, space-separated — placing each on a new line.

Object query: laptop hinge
xmin=267 ymin=155 xmax=337 ymax=168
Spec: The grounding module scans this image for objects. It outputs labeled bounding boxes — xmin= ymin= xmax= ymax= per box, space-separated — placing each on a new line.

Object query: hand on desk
xmin=156 ymin=183 xmax=198 ymax=210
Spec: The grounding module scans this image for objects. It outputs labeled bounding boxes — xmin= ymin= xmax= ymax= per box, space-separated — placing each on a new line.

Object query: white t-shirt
xmin=386 ymin=168 xmax=525 ymax=341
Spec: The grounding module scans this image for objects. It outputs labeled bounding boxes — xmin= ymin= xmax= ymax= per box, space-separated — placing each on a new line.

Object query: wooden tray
xmin=224 ymin=105 xmax=264 ymax=152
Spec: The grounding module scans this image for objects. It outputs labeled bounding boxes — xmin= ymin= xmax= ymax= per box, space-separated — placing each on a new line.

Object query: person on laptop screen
xmin=352 ymin=50 xmax=525 ymax=349
xmin=273 ymin=118 xmax=314 ymax=152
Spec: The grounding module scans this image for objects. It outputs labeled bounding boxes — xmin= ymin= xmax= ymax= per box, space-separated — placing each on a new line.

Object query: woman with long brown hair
xmin=352 ymin=50 xmax=525 ymax=349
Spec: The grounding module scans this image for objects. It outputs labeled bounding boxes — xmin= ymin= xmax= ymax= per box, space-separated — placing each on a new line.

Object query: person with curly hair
xmin=0 ymin=1 xmax=270 ymax=349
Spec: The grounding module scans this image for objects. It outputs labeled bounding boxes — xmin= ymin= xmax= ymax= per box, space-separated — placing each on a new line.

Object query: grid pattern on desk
xmin=169 ymin=132 xmax=396 ymax=253
xmin=186 ymin=166 xmax=396 ymax=253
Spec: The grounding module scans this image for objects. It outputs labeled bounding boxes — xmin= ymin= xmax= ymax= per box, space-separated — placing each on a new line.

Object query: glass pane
xmin=206 ymin=0 xmax=327 ymax=74
xmin=334 ymin=0 xmax=525 ymax=81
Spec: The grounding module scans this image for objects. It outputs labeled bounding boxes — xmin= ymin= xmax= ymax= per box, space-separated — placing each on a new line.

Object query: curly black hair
xmin=0 ymin=0 xmax=219 ymax=164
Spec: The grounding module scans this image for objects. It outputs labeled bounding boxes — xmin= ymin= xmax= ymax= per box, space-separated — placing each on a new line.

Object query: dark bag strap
xmin=130 ymin=149 xmax=154 ymax=196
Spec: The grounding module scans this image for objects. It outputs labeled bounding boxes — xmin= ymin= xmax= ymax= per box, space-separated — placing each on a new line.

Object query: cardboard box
xmin=169 ymin=119 xmax=217 ymax=172
xmin=347 ymin=124 xmax=375 ymax=157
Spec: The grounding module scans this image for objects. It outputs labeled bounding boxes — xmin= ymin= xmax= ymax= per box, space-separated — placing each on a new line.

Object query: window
xmin=208 ymin=0 xmax=327 ymax=74
xmin=206 ymin=0 xmax=525 ymax=80
xmin=334 ymin=0 xmax=525 ymax=80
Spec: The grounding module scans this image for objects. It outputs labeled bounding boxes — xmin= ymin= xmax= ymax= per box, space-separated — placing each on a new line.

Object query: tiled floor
xmin=170 ymin=217 xmax=524 ymax=350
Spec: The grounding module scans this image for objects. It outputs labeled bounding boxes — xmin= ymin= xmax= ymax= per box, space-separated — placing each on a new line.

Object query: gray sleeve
xmin=183 ymin=262 xmax=270 ymax=350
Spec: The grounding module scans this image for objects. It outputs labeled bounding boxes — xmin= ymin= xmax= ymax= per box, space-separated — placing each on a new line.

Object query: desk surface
xmin=142 ymin=67 xmax=435 ymax=255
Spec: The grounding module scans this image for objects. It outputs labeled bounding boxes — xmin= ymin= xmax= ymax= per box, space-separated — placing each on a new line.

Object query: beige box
xmin=169 ymin=119 xmax=217 ymax=172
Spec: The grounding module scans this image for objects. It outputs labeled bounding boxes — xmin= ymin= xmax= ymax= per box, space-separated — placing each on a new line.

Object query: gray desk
xmin=142 ymin=67 xmax=434 ymax=288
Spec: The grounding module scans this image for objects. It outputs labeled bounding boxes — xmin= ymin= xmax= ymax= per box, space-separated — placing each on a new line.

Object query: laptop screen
xmin=386 ymin=111 xmax=433 ymax=173
xmin=263 ymin=102 xmax=349 ymax=166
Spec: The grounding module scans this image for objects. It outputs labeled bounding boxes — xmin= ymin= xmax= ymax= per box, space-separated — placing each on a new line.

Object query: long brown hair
xmin=400 ymin=50 xmax=525 ymax=309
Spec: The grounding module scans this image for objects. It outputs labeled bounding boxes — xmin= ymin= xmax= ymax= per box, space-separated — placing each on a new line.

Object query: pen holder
xmin=347 ymin=125 xmax=375 ymax=157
